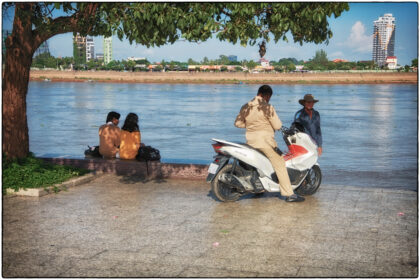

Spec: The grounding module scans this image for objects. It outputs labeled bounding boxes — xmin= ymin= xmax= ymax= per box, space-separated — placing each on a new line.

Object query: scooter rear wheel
xmin=295 ymin=165 xmax=322 ymax=196
xmin=211 ymin=164 xmax=242 ymax=202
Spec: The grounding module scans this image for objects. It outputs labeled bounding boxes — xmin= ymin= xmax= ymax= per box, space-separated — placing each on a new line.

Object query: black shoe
xmin=285 ymin=194 xmax=305 ymax=202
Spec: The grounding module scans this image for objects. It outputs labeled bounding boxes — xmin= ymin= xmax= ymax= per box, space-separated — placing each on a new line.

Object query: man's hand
xmin=317 ymin=147 xmax=322 ymax=157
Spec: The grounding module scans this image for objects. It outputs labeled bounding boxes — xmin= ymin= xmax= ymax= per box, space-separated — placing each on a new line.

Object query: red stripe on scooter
xmin=283 ymin=144 xmax=308 ymax=161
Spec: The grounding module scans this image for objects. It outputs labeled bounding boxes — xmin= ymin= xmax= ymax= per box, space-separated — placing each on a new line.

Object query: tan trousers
xmin=258 ymin=146 xmax=294 ymax=197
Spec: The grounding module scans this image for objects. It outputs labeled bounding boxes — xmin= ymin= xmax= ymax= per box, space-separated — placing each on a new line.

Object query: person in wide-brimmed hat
xmin=294 ymin=94 xmax=323 ymax=156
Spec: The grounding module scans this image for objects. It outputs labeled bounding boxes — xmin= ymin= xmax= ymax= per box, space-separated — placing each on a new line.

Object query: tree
xmin=412 ymin=58 xmax=418 ymax=68
xmin=3 ymin=3 xmax=349 ymax=158
xmin=218 ymin=55 xmax=230 ymax=65
xmin=246 ymin=60 xmax=258 ymax=71
xmin=286 ymin=63 xmax=296 ymax=72
xmin=312 ymin=49 xmax=329 ymax=66
xmin=202 ymin=56 xmax=209 ymax=65
xmin=187 ymin=58 xmax=199 ymax=65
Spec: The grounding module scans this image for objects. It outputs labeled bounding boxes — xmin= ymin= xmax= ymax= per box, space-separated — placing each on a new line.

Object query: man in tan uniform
xmin=235 ymin=85 xmax=304 ymax=202
xmin=99 ymin=111 xmax=121 ymax=159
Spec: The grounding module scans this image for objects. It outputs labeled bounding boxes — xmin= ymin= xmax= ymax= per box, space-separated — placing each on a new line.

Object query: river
xmin=27 ymin=82 xmax=418 ymax=190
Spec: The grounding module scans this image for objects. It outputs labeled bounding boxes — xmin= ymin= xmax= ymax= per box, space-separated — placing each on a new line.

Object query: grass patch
xmin=3 ymin=153 xmax=89 ymax=194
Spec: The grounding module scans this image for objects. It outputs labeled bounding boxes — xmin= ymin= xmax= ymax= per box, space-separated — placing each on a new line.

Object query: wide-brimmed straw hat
xmin=299 ymin=94 xmax=319 ymax=106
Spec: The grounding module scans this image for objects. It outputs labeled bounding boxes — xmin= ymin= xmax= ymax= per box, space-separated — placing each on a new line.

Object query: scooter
xmin=207 ymin=123 xmax=322 ymax=202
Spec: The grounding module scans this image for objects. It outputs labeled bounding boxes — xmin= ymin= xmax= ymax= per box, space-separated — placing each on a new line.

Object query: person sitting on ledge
xmin=119 ymin=112 xmax=144 ymax=160
xmin=99 ymin=111 xmax=121 ymax=159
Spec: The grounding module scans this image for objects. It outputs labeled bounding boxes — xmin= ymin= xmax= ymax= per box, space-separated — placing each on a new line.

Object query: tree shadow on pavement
xmin=118 ymin=175 xmax=167 ymax=184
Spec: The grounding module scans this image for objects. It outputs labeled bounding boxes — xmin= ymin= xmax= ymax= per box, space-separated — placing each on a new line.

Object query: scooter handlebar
xmin=280 ymin=126 xmax=292 ymax=135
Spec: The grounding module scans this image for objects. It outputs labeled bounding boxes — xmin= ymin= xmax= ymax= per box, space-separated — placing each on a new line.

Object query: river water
xmin=27 ymin=82 xmax=418 ymax=190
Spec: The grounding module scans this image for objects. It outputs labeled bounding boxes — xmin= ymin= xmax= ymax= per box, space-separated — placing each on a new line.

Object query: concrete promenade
xmin=2 ymin=174 xmax=418 ymax=277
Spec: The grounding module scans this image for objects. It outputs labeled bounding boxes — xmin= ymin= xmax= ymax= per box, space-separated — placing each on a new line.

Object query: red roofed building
xmin=386 ymin=56 xmax=397 ymax=69
xmin=332 ymin=59 xmax=348 ymax=63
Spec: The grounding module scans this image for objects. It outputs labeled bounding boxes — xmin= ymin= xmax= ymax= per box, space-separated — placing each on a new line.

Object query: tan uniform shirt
xmin=99 ymin=123 xmax=121 ymax=158
xmin=234 ymin=96 xmax=282 ymax=149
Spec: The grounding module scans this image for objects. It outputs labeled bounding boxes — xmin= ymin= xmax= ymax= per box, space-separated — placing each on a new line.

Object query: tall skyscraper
xmin=86 ymin=36 xmax=95 ymax=61
xmin=103 ymin=37 xmax=113 ymax=64
xmin=73 ymin=33 xmax=86 ymax=65
xmin=372 ymin=13 xmax=396 ymax=67
xmin=34 ymin=41 xmax=51 ymax=57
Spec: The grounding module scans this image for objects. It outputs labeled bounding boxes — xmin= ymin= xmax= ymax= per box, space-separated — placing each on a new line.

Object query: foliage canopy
xmin=4 ymin=2 xmax=350 ymax=53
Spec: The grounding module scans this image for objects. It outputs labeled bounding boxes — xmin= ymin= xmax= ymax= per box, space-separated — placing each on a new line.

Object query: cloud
xmin=340 ymin=21 xmax=372 ymax=53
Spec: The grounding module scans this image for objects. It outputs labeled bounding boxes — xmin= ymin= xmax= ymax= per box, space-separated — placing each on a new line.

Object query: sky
xmin=2 ymin=2 xmax=418 ymax=66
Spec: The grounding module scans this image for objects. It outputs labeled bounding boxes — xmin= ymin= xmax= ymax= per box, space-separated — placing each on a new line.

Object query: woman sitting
xmin=119 ymin=113 xmax=142 ymax=160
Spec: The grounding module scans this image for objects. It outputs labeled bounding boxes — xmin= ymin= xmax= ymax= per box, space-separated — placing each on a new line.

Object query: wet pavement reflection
xmin=3 ymin=175 xmax=417 ymax=277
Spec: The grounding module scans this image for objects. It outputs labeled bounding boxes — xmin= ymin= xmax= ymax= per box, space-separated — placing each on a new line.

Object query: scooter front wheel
xmin=211 ymin=164 xmax=242 ymax=202
xmin=295 ymin=165 xmax=322 ymax=196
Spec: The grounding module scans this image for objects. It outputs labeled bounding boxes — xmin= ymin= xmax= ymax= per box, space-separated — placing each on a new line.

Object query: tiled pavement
xmin=2 ymin=174 xmax=418 ymax=277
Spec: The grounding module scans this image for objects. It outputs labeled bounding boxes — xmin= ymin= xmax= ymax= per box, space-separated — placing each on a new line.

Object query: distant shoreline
xmin=29 ymin=70 xmax=418 ymax=84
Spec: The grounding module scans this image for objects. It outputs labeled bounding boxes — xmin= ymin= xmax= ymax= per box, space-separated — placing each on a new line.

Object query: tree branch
xmin=32 ymin=3 xmax=99 ymax=51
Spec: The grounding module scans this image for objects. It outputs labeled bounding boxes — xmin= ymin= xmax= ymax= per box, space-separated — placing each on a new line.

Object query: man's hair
xmin=106 ymin=111 xmax=121 ymax=123
xmin=258 ymin=85 xmax=273 ymax=97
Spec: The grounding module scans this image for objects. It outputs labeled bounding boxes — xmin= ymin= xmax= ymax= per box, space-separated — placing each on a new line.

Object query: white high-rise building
xmin=86 ymin=36 xmax=95 ymax=61
xmin=103 ymin=37 xmax=113 ymax=64
xmin=372 ymin=13 xmax=396 ymax=67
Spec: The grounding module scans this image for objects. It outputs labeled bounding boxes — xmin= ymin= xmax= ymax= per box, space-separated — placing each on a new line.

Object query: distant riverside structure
xmin=86 ymin=36 xmax=95 ymax=61
xmin=372 ymin=13 xmax=396 ymax=68
xmin=34 ymin=41 xmax=51 ymax=58
xmin=332 ymin=59 xmax=349 ymax=63
xmin=103 ymin=37 xmax=113 ymax=64
xmin=127 ymin=56 xmax=146 ymax=61
xmin=228 ymin=55 xmax=237 ymax=62
xmin=96 ymin=53 xmax=104 ymax=61
xmin=73 ymin=33 xmax=86 ymax=65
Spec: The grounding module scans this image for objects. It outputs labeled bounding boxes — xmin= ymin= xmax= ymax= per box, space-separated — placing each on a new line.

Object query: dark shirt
xmin=294 ymin=108 xmax=322 ymax=147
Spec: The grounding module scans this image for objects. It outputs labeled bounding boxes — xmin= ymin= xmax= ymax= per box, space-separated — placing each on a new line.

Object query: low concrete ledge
xmin=5 ymin=172 xmax=102 ymax=197
xmin=39 ymin=157 xmax=209 ymax=180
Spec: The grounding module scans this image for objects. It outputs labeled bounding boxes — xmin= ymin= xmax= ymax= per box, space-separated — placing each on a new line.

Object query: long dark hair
xmin=122 ymin=113 xmax=140 ymax=132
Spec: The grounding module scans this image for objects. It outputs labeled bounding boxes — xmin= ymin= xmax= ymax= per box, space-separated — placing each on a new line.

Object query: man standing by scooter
xmin=234 ymin=85 xmax=305 ymax=202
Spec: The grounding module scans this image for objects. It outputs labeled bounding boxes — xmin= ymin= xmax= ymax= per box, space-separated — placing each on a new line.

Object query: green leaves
xmin=2 ymin=154 xmax=88 ymax=193
xmin=24 ymin=3 xmax=349 ymax=50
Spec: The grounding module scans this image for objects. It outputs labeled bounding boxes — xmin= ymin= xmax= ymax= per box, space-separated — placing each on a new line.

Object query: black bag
xmin=136 ymin=145 xmax=161 ymax=162
xmin=84 ymin=145 xmax=102 ymax=158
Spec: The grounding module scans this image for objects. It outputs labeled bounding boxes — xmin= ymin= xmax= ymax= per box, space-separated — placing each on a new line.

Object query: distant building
xmin=86 ymin=36 xmax=95 ymax=61
xmin=228 ymin=55 xmax=238 ymax=62
xmin=259 ymin=57 xmax=270 ymax=67
xmin=73 ymin=33 xmax=86 ymax=65
xmin=373 ymin=13 xmax=396 ymax=67
xmin=127 ymin=57 xmax=146 ymax=62
xmin=386 ymin=56 xmax=397 ymax=69
xmin=103 ymin=37 xmax=113 ymax=64
xmin=96 ymin=53 xmax=104 ymax=61
xmin=332 ymin=59 xmax=348 ymax=63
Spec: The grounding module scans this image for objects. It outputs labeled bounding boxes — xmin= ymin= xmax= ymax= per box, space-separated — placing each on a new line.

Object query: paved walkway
xmin=2 ymin=174 xmax=418 ymax=277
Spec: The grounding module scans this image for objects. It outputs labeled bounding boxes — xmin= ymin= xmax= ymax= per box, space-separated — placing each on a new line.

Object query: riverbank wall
xmin=30 ymin=70 xmax=418 ymax=84
xmin=40 ymin=157 xmax=208 ymax=180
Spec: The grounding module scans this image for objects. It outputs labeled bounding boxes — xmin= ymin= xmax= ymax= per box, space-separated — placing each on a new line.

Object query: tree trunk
xmin=2 ymin=4 xmax=34 ymax=159
xmin=2 ymin=41 xmax=34 ymax=159
xmin=2 ymin=3 xmax=98 ymax=159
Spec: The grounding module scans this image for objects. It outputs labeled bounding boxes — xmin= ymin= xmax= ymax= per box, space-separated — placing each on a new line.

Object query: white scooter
xmin=207 ymin=123 xmax=321 ymax=202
